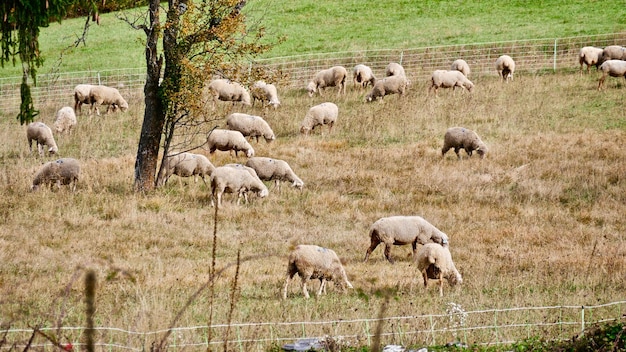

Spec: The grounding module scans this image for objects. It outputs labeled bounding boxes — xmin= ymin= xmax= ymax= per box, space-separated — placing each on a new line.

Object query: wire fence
xmin=1 ymin=32 xmax=626 ymax=115
xmin=1 ymin=301 xmax=625 ymax=351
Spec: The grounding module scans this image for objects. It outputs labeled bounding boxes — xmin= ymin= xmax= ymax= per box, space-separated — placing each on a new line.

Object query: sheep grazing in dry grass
xmin=597 ymin=60 xmax=626 ymax=90
xmin=306 ymin=66 xmax=348 ymax=97
xmin=599 ymin=45 xmax=626 ymax=64
xmin=495 ymin=55 xmax=515 ymax=82
xmin=162 ymin=152 xmax=215 ymax=186
xmin=250 ymin=81 xmax=281 ymax=109
xmin=31 ymin=158 xmax=81 ymax=192
xmin=450 ymin=59 xmax=471 ymax=77
xmin=416 ymin=243 xmax=462 ymax=296
xmin=54 ymin=106 xmax=77 ymax=135
xmin=88 ymin=85 xmax=129 ymax=116
xmin=442 ymin=127 xmax=488 ymax=159
xmin=210 ymin=165 xmax=268 ymax=207
xmin=365 ymin=75 xmax=409 ymax=102
xmin=245 ymin=157 xmax=304 ymax=192
xmin=73 ymin=84 xmax=96 ymax=114
xmin=385 ymin=62 xmax=406 ymax=78
xmin=206 ymin=129 xmax=255 ymax=157
xmin=225 ymin=113 xmax=275 ymax=143
xmin=579 ymin=46 xmax=604 ymax=74
xmin=206 ymin=79 xmax=252 ymax=109
xmin=353 ymin=64 xmax=377 ymax=88
xmin=300 ymin=102 xmax=338 ymax=135
xmin=282 ymin=244 xmax=353 ymax=299
xmin=429 ymin=70 xmax=474 ymax=95
xmin=27 ymin=122 xmax=58 ymax=156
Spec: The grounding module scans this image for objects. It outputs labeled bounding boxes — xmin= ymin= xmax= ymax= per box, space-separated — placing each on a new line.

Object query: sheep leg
xmin=364 ymin=237 xmax=381 ymax=262
xmin=282 ymin=274 xmax=294 ymax=300
xmin=453 ymin=147 xmax=461 ymax=160
xmin=438 ymin=271 xmax=444 ymax=297
xmin=421 ymin=269 xmax=429 ymax=287
xmin=301 ymin=277 xmax=310 ymax=299
xmin=316 ymin=279 xmax=325 ymax=296
xmin=384 ymin=244 xmax=395 ymax=264
xmin=598 ymin=73 xmax=607 ymax=90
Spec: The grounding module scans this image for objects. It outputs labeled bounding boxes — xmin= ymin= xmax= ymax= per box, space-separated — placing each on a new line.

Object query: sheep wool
xmin=579 ymin=46 xmax=604 ymax=74
xmin=73 ymin=84 xmax=96 ymax=114
xmin=250 ymin=81 xmax=281 ymax=109
xmin=416 ymin=243 xmax=462 ymax=297
xmin=441 ymin=127 xmax=488 ymax=159
xmin=429 ymin=70 xmax=474 ymax=95
xmin=495 ymin=55 xmax=515 ymax=82
xmin=206 ymin=79 xmax=251 ymax=109
xmin=54 ymin=106 xmax=77 ymax=134
xmin=597 ymin=60 xmax=626 ymax=90
xmin=450 ymin=59 xmax=471 ymax=77
xmin=365 ymin=75 xmax=409 ymax=102
xmin=88 ymin=85 xmax=129 ymax=116
xmin=600 ymin=45 xmax=626 ymax=64
xmin=27 ymin=122 xmax=58 ymax=156
xmin=31 ymin=158 xmax=81 ymax=191
xmin=282 ymin=244 xmax=353 ymax=299
xmin=306 ymin=66 xmax=348 ymax=97
xmin=300 ymin=102 xmax=339 ymax=135
xmin=210 ymin=166 xmax=268 ymax=207
xmin=162 ymin=152 xmax=215 ymax=185
xmin=226 ymin=113 xmax=275 ymax=143
xmin=353 ymin=64 xmax=377 ymax=88
xmin=206 ymin=129 xmax=255 ymax=157
xmin=385 ymin=62 xmax=406 ymax=78
xmin=245 ymin=157 xmax=304 ymax=192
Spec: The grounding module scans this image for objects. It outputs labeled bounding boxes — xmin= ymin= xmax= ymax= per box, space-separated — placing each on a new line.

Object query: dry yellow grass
xmin=0 ymin=71 xmax=625 ymax=348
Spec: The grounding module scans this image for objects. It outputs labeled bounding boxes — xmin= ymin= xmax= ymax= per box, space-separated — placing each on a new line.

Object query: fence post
xmin=581 ymin=306 xmax=585 ymax=335
xmin=399 ymin=51 xmax=404 ymax=66
xmin=97 ymin=72 xmax=101 ymax=86
xmin=553 ymin=39 xmax=558 ymax=72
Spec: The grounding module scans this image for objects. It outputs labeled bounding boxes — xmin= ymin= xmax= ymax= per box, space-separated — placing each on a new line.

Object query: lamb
xmin=282 ymin=244 xmax=353 ymax=299
xmin=306 ymin=66 xmax=348 ymax=97
xmin=441 ymin=127 xmax=488 ymax=159
xmin=365 ymin=75 xmax=409 ymax=102
xmin=209 ymin=165 xmax=269 ymax=207
xmin=450 ymin=59 xmax=471 ymax=77
xmin=364 ymin=216 xmax=450 ymax=264
xmin=53 ymin=106 xmax=77 ymax=134
xmin=206 ymin=78 xmax=252 ymax=109
xmin=245 ymin=157 xmax=304 ymax=192
xmin=206 ymin=129 xmax=255 ymax=157
xmin=73 ymin=84 xmax=96 ymax=114
xmin=429 ymin=70 xmax=474 ymax=95
xmin=250 ymin=80 xmax=281 ymax=109
xmin=162 ymin=152 xmax=215 ymax=186
xmin=385 ymin=62 xmax=406 ymax=78
xmin=300 ymin=102 xmax=338 ymax=135
xmin=579 ymin=46 xmax=604 ymax=74
xmin=27 ymin=122 xmax=58 ymax=156
xmin=88 ymin=85 xmax=129 ymax=116
xmin=495 ymin=55 xmax=515 ymax=82
xmin=416 ymin=243 xmax=462 ymax=297
xmin=225 ymin=113 xmax=275 ymax=143
xmin=599 ymin=45 xmax=626 ymax=64
xmin=597 ymin=60 xmax=626 ymax=90
xmin=31 ymin=158 xmax=81 ymax=191
xmin=352 ymin=64 xmax=377 ymax=88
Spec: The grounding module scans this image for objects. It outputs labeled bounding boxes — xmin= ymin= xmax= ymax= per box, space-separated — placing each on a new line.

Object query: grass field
xmin=1 ymin=1 xmax=626 ymax=350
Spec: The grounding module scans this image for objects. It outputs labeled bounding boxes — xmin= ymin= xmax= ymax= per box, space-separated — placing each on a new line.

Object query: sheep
xmin=579 ymin=46 xmax=604 ymax=74
xmin=53 ymin=106 xmax=77 ymax=135
xmin=206 ymin=79 xmax=252 ymax=109
xmin=206 ymin=129 xmax=255 ymax=157
xmin=365 ymin=75 xmax=409 ymax=102
xmin=306 ymin=66 xmax=348 ymax=97
xmin=599 ymin=45 xmax=626 ymax=64
xmin=27 ymin=122 xmax=58 ymax=156
xmin=441 ymin=127 xmax=488 ymax=159
xmin=385 ymin=62 xmax=406 ymax=78
xmin=31 ymin=158 xmax=81 ymax=192
xmin=416 ymin=243 xmax=462 ymax=297
xmin=352 ymin=64 xmax=377 ymax=88
xmin=88 ymin=85 xmax=129 ymax=116
xmin=364 ymin=216 xmax=450 ymax=264
xmin=245 ymin=157 xmax=304 ymax=192
xmin=429 ymin=70 xmax=474 ymax=95
xmin=300 ymin=102 xmax=338 ymax=135
xmin=495 ymin=55 xmax=515 ymax=82
xmin=250 ymin=81 xmax=281 ymax=109
xmin=209 ymin=165 xmax=269 ymax=207
xmin=450 ymin=59 xmax=471 ymax=77
xmin=597 ymin=60 xmax=626 ymax=90
xmin=282 ymin=244 xmax=353 ymax=299
xmin=162 ymin=152 xmax=215 ymax=186
xmin=225 ymin=113 xmax=275 ymax=143
xmin=73 ymin=84 xmax=96 ymax=114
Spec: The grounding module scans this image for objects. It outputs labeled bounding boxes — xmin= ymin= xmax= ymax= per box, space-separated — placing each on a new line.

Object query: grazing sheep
xmin=31 ymin=158 xmax=81 ymax=191
xmin=365 ymin=75 xmax=409 ymax=102
xmin=416 ymin=243 xmax=462 ymax=297
xmin=206 ymin=79 xmax=252 ymax=109
xmin=282 ymin=244 xmax=353 ymax=299
xmin=441 ymin=127 xmax=488 ymax=159
xmin=73 ymin=84 xmax=96 ymax=114
xmin=206 ymin=129 xmax=255 ymax=157
xmin=364 ymin=216 xmax=450 ymax=264
xmin=210 ymin=165 xmax=269 ymax=207
xmin=385 ymin=62 xmax=406 ymax=78
xmin=53 ymin=106 xmax=77 ymax=134
xmin=250 ymin=81 xmax=281 ymax=109
xmin=495 ymin=55 xmax=515 ymax=82
xmin=597 ymin=60 xmax=626 ymax=90
xmin=27 ymin=122 xmax=58 ymax=156
xmin=300 ymin=102 xmax=339 ymax=135
xmin=88 ymin=85 xmax=129 ymax=116
xmin=245 ymin=157 xmax=304 ymax=192
xmin=352 ymin=64 xmax=377 ymax=88
xmin=450 ymin=59 xmax=471 ymax=77
xmin=162 ymin=152 xmax=215 ymax=186
xmin=429 ymin=70 xmax=474 ymax=95
xmin=579 ymin=46 xmax=604 ymax=74
xmin=599 ymin=45 xmax=626 ymax=64
xmin=306 ymin=66 xmax=348 ymax=97
xmin=225 ymin=113 xmax=275 ymax=143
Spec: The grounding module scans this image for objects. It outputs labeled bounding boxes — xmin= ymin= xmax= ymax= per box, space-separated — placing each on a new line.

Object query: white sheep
xmin=385 ymin=62 xmax=406 ymax=78
xmin=599 ymin=45 xmax=626 ymax=63
xmin=365 ymin=75 xmax=409 ymax=102
xmin=300 ymin=102 xmax=339 ymax=135
xmin=31 ymin=158 xmax=81 ymax=191
xmin=495 ymin=55 xmax=515 ymax=82
xmin=450 ymin=59 xmax=471 ymax=77
xmin=209 ymin=165 xmax=269 ymax=207
xmin=364 ymin=216 xmax=450 ymax=264
xmin=429 ymin=70 xmax=474 ymax=95
xmin=88 ymin=85 xmax=129 ymax=116
xmin=206 ymin=129 xmax=255 ymax=157
xmin=282 ymin=244 xmax=353 ymax=299
xmin=579 ymin=46 xmax=604 ymax=74
xmin=250 ymin=80 xmax=281 ymax=109
xmin=306 ymin=66 xmax=348 ymax=97
xmin=352 ymin=64 xmax=377 ymax=88
xmin=416 ymin=243 xmax=462 ymax=297
xmin=73 ymin=84 xmax=96 ymax=114
xmin=245 ymin=157 xmax=304 ymax=192
xmin=206 ymin=79 xmax=252 ymax=109
xmin=162 ymin=152 xmax=215 ymax=186
xmin=225 ymin=113 xmax=275 ymax=143
xmin=27 ymin=122 xmax=58 ymax=156
xmin=597 ymin=60 xmax=626 ymax=90
xmin=53 ymin=106 xmax=77 ymax=135
xmin=441 ymin=127 xmax=488 ymax=159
